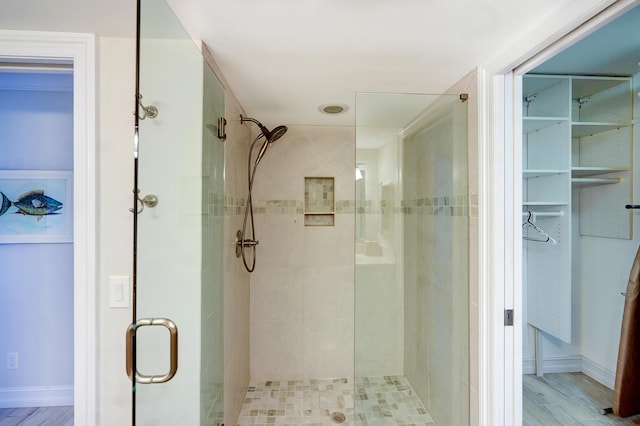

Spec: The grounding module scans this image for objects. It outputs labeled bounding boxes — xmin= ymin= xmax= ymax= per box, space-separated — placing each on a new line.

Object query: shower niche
xmin=304 ymin=176 xmax=335 ymax=226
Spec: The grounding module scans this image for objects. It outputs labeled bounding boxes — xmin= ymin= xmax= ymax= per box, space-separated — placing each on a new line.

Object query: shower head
xmin=240 ymin=115 xmax=288 ymax=143
xmin=254 ymin=129 xmax=287 ymax=164
xmin=263 ymin=125 xmax=288 ymax=143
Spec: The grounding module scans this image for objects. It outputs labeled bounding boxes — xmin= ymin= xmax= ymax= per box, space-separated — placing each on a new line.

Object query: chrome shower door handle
xmin=126 ymin=318 xmax=178 ymax=384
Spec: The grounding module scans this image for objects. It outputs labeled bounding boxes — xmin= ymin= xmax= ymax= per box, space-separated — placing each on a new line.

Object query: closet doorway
xmin=519 ymin=5 xmax=640 ymax=424
xmin=0 ymin=32 xmax=97 ymax=426
xmin=0 ymin=65 xmax=74 ymax=424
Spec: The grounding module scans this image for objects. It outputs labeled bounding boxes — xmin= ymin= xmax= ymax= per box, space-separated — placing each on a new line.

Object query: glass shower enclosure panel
xmin=131 ymin=1 xmax=225 ymax=425
xmin=355 ymin=93 xmax=469 ymax=425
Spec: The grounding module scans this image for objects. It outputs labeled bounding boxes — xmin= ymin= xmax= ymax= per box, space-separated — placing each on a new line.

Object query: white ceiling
xmin=167 ymin=0 xmax=563 ymax=127
xmin=4 ymin=0 xmax=629 ymax=128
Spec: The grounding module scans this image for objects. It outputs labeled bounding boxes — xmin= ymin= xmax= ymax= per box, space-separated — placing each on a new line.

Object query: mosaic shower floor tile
xmin=235 ymin=375 xmax=434 ymax=426
xmin=355 ymin=376 xmax=435 ymax=426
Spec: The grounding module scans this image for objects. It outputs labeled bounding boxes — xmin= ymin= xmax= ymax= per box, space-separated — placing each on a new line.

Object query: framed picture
xmin=0 ymin=170 xmax=73 ymax=243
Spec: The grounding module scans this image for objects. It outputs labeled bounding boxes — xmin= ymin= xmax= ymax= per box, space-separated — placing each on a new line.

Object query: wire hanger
xmin=523 ymin=211 xmax=557 ymax=245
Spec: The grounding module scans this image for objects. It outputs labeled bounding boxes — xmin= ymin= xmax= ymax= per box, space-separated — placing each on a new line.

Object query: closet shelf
xmin=571 ymin=166 xmax=628 ymax=177
xmin=572 ymin=177 xmax=620 ymax=187
xmin=571 ymin=122 xmax=630 ymax=138
xmin=523 ymin=117 xmax=568 ymax=133
xmin=522 ymin=201 xmax=569 ymax=206
xmin=524 ymin=169 xmax=568 ymax=178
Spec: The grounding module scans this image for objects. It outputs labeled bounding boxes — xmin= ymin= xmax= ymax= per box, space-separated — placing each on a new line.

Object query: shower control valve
xmin=235 ymin=230 xmax=259 ymax=257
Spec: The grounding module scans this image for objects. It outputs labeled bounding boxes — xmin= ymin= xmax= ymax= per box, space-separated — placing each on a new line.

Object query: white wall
xmin=249 ymin=125 xmax=355 ymax=382
xmin=0 ymin=73 xmax=74 ymax=407
xmin=97 ymin=36 xmax=136 ymax=426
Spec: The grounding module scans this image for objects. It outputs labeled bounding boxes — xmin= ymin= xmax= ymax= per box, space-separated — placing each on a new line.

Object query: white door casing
xmin=476 ymin=0 xmax=639 ymax=425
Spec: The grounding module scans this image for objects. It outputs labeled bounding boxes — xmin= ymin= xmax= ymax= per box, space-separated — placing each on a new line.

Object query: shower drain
xmin=330 ymin=411 xmax=346 ymax=424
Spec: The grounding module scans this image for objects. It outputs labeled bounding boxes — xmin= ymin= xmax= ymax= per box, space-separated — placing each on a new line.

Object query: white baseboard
xmin=581 ymin=357 xmax=616 ymax=390
xmin=522 ymin=356 xmax=616 ymax=390
xmin=0 ymin=385 xmax=73 ymax=408
xmin=523 ymin=356 xmax=582 ymax=375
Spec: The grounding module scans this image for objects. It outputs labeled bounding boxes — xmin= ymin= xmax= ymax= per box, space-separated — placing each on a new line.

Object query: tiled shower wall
xmin=355 ymin=132 xmax=404 ymax=378
xmin=401 ymin=81 xmax=477 ymax=426
xmin=216 ymin=63 xmax=252 ymax=425
xmin=201 ymin=60 xmax=225 ymax=426
xmin=402 ymin=104 xmax=470 ymax=426
xmin=248 ymin=125 xmax=356 ymax=382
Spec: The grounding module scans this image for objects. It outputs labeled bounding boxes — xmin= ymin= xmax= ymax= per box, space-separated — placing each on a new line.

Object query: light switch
xmin=109 ymin=275 xmax=130 ymax=308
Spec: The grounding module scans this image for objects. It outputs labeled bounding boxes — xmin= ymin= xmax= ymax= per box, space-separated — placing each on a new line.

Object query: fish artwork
xmin=0 ymin=190 xmax=63 ymax=220
xmin=0 ymin=191 xmax=10 ymax=216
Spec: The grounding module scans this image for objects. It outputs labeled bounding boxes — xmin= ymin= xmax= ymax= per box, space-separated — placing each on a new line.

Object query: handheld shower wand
xmin=236 ymin=115 xmax=289 ymax=272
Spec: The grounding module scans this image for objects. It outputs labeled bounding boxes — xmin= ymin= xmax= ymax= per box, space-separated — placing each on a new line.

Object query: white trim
xmin=521 ymin=355 xmax=616 ymax=390
xmin=477 ymin=66 xmax=507 ymax=426
xmin=0 ymin=30 xmax=97 ymax=426
xmin=522 ymin=356 xmax=582 ymax=375
xmin=582 ymin=357 xmax=616 ymax=390
xmin=0 ymin=386 xmax=74 ymax=408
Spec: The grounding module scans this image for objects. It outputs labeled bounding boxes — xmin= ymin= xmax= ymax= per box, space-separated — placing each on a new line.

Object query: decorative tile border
xmin=401 ymin=194 xmax=469 ymax=217
xmin=223 ymin=195 xmax=470 ymax=216
xmin=253 ymin=200 xmax=304 ymax=215
xmin=224 ymin=194 xmax=246 ymax=216
xmin=205 ymin=191 xmax=226 ymax=217
xmin=336 ymin=200 xmax=355 ymax=214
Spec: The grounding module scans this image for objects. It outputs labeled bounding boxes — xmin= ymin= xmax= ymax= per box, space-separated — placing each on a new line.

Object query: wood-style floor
xmin=0 ymin=407 xmax=73 ymax=426
xmin=524 ymin=373 xmax=640 ymax=425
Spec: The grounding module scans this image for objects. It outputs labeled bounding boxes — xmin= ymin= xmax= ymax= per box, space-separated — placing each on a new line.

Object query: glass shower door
xmin=355 ymin=93 xmax=469 ymax=425
xmin=129 ymin=1 xmax=225 ymax=425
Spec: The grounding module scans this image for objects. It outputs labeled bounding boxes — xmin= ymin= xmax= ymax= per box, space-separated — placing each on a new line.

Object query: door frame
xmin=0 ymin=30 xmax=97 ymax=425
xmin=477 ymin=0 xmax=640 ymax=424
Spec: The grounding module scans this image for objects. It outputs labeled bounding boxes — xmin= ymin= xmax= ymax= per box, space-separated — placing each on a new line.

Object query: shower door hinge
xmin=218 ymin=117 xmax=227 ymax=141
xmin=504 ymin=309 xmax=514 ymax=326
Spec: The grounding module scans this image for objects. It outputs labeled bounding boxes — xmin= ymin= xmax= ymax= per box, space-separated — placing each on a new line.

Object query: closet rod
xmin=521 ymin=211 xmax=564 ymax=218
